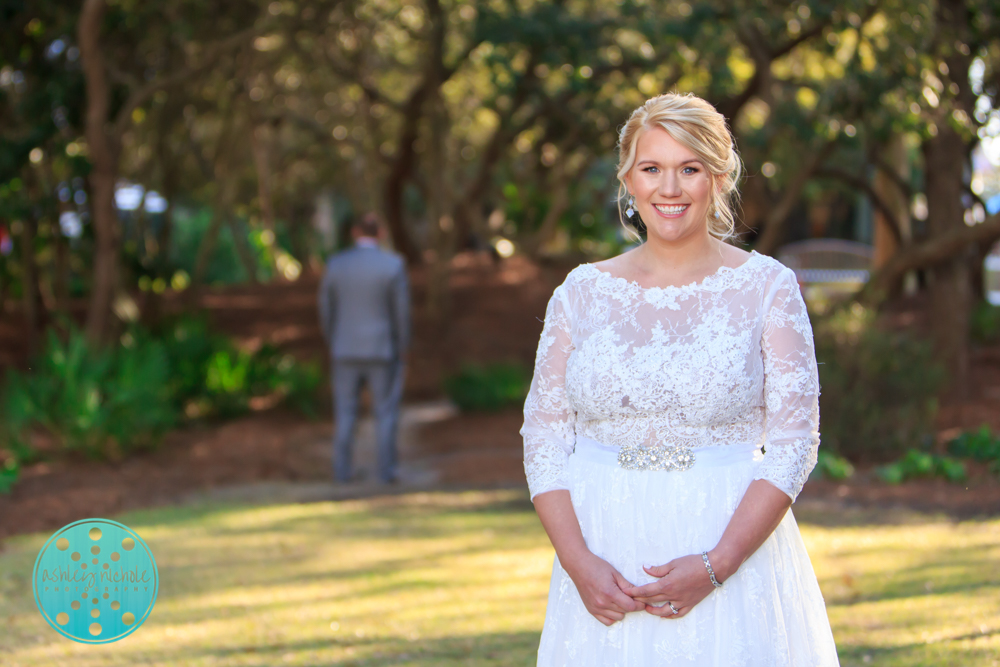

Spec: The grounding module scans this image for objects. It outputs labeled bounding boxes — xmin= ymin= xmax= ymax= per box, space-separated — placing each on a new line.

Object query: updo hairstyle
xmin=616 ymin=93 xmax=742 ymax=242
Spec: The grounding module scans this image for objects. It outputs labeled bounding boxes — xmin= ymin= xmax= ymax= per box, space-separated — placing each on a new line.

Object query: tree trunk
xmin=450 ymin=64 xmax=539 ymax=249
xmin=422 ymin=0 xmax=452 ymax=325
xmin=250 ymin=126 xmax=276 ymax=233
xmin=871 ymin=134 xmax=915 ymax=295
xmin=46 ymin=201 xmax=71 ymax=322
xmin=79 ymin=0 xmax=121 ymax=345
xmin=923 ymin=126 xmax=971 ymax=393
xmin=382 ymin=93 xmax=425 ymax=265
xmin=53 ymin=229 xmax=70 ymax=315
xmin=0 ymin=272 xmax=8 ymax=320
xmin=873 ymin=135 xmax=910 ymax=266
xmin=40 ymin=156 xmax=72 ymax=316
xmin=144 ymin=110 xmax=179 ymax=326
xmin=527 ymin=155 xmax=590 ymax=257
xmin=530 ymin=174 xmax=573 ymax=255
xmin=920 ymin=0 xmax=976 ymax=394
xmin=192 ymin=207 xmax=227 ymax=289
xmin=754 ymin=141 xmax=835 ymax=255
xmin=250 ymin=121 xmax=280 ymax=276
xmin=226 ymin=216 xmax=260 ymax=283
xmin=424 ymin=94 xmax=454 ymax=327
xmin=191 ymin=163 xmax=233 ymax=290
xmin=18 ymin=216 xmax=41 ymax=358
xmin=192 ymin=113 xmax=239 ymax=291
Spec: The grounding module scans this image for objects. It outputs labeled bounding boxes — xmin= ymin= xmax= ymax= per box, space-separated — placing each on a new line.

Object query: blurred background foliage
xmin=1 ymin=0 xmax=1000 ymax=485
xmin=443 ymin=362 xmax=530 ymax=412
xmin=0 ymin=318 xmax=320 ymax=473
xmin=814 ymin=303 xmax=945 ymax=464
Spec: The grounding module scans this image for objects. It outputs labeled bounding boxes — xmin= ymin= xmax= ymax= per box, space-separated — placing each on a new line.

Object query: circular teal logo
xmin=33 ymin=519 xmax=158 ymax=643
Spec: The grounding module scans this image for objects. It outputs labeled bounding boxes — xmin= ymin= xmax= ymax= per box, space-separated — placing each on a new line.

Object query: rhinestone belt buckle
xmin=617 ymin=443 xmax=696 ymax=471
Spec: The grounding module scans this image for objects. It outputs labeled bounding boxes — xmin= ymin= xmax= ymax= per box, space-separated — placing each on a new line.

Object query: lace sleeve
xmin=754 ymin=268 xmax=820 ymax=502
xmin=521 ymin=285 xmax=576 ymax=500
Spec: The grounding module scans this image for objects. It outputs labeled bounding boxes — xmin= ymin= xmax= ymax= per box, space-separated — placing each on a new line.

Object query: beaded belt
xmin=617 ymin=442 xmax=695 ymax=471
xmin=573 ymin=437 xmax=760 ymax=471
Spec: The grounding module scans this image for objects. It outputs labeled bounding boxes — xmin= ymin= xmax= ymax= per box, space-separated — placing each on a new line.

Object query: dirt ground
xmin=4 ymin=403 xmax=1000 ymax=543
xmin=2 ymin=252 xmax=1000 ymax=542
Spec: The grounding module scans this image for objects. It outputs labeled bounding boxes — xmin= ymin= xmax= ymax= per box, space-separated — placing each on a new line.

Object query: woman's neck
xmin=633 ymin=229 xmax=723 ymax=279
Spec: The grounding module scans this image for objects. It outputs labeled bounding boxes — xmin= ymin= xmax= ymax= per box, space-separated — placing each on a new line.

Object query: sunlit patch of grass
xmin=0 ymin=491 xmax=550 ymax=666
xmin=795 ymin=503 xmax=1000 ymax=667
xmin=0 ymin=492 xmax=998 ymax=666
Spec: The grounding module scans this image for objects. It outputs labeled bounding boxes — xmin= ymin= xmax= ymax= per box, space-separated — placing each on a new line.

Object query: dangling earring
xmin=625 ymin=195 xmax=636 ymax=218
xmin=710 ymin=200 xmax=721 ymax=219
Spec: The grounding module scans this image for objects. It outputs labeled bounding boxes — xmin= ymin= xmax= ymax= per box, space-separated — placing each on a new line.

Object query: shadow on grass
xmin=838 ymin=639 xmax=999 ymax=667
xmin=120 ymin=489 xmax=535 ymax=537
xmin=791 ymin=501 xmax=970 ymax=528
xmin=133 ymin=630 xmax=542 ymax=667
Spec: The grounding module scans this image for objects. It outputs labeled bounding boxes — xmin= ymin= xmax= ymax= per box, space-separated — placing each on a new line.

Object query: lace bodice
xmin=521 ymin=251 xmax=820 ymax=502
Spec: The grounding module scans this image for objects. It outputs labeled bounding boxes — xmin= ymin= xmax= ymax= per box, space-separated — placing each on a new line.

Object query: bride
xmin=522 ymin=92 xmax=840 ymax=666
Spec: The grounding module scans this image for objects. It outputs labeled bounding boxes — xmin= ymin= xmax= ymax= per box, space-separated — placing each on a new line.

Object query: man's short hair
xmin=353 ymin=213 xmax=381 ymax=238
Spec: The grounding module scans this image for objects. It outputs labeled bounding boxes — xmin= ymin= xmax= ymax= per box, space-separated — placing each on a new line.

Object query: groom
xmin=318 ymin=213 xmax=410 ymax=483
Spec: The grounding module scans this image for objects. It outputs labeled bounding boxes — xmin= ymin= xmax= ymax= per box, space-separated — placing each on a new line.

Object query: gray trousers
xmin=332 ymin=360 xmax=404 ymax=482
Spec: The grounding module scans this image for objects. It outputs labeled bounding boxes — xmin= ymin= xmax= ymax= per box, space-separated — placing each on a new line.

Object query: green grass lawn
xmin=0 ymin=490 xmax=998 ymax=666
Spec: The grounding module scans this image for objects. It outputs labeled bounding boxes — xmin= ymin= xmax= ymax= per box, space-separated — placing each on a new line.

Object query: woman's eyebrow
xmin=636 ymin=158 xmax=702 ymax=166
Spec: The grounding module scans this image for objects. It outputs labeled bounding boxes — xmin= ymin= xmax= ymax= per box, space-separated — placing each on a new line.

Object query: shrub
xmin=814 ymin=304 xmax=945 ymax=464
xmin=249 ymin=345 xmax=323 ymax=416
xmin=810 ymin=449 xmax=855 ymax=481
xmin=444 ymin=363 xmax=530 ymax=412
xmin=948 ymin=425 xmax=1000 ymax=462
xmin=159 ymin=316 xmax=225 ymax=407
xmin=0 ymin=327 xmax=176 ymax=461
xmin=971 ymin=301 xmax=1000 ymax=344
xmin=159 ymin=317 xmax=322 ymax=419
xmin=0 ymin=458 xmax=19 ymax=495
xmin=203 ymin=348 xmax=254 ymax=417
xmin=875 ymin=449 xmax=967 ymax=485
xmin=0 ymin=319 xmax=323 ymax=491
xmin=948 ymin=425 xmax=1000 ymax=475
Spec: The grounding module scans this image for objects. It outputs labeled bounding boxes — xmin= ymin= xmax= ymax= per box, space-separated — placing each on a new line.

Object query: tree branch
xmin=112 ymin=26 xmax=261 ymax=142
xmin=770 ymin=18 xmax=831 ymax=60
xmin=322 ymin=50 xmax=402 ymax=109
xmin=753 ymin=139 xmax=837 ymax=255
xmin=869 ymin=152 xmax=913 ymax=199
xmin=815 ymin=167 xmax=903 ymax=245
xmin=453 ymin=60 xmax=540 ymax=234
xmin=863 ymin=212 xmax=1000 ymax=300
xmin=966 ymin=186 xmax=988 ymax=211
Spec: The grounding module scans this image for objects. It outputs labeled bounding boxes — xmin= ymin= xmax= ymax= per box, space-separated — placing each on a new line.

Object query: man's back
xmin=318 ymin=245 xmax=409 ymax=362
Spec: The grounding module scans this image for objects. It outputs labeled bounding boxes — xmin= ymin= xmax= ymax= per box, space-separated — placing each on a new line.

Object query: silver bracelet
xmin=701 ymin=552 xmax=723 ymax=588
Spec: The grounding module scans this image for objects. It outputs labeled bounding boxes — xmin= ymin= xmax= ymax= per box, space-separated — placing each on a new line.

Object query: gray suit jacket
xmin=318 ymin=245 xmax=410 ymax=361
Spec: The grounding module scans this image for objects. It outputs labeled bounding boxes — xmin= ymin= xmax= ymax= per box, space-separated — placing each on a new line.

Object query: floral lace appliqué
xmin=522 ymin=253 xmax=820 ymax=502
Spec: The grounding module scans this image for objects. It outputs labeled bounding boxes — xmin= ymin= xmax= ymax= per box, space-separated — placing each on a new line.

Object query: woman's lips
xmin=652 ymin=204 xmax=690 ymax=218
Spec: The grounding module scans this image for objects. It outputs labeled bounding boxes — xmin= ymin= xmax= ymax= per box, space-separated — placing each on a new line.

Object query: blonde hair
xmin=616 ymin=92 xmax=742 ymax=242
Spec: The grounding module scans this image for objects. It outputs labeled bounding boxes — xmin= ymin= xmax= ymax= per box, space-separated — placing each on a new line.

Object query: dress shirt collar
xmin=355 ymin=237 xmax=380 ymax=249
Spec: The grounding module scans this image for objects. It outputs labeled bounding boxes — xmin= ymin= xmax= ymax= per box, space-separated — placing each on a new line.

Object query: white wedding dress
xmin=522 ymin=251 xmax=840 ymax=666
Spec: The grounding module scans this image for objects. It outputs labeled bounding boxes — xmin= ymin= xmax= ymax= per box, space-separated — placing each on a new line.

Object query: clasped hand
xmin=568 ymin=553 xmax=717 ymax=625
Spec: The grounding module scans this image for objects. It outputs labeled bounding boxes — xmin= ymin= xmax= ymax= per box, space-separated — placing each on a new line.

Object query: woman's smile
xmin=652 ymin=203 xmax=690 ymax=218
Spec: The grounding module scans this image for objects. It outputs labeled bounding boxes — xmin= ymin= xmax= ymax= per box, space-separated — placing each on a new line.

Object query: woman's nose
xmin=657 ymin=173 xmax=682 ymax=198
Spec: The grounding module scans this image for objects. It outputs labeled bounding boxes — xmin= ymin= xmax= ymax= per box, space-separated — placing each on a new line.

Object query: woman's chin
xmin=645 ymin=223 xmax=701 ymax=245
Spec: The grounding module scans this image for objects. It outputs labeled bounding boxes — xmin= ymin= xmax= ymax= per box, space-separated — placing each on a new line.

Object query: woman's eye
xmin=643 ymin=166 xmax=659 ymax=173
xmin=682 ymin=166 xmax=699 ymax=174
